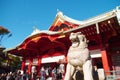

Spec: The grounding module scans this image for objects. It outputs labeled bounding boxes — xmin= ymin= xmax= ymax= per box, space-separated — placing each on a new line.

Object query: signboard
xmin=41 ymin=55 xmax=65 ymax=63
xmin=33 ymin=58 xmax=38 ymax=65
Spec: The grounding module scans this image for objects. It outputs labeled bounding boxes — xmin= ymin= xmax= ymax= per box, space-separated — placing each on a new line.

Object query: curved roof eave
xmin=29 ymin=30 xmax=62 ymax=37
xmin=48 ymin=11 xmax=84 ymax=30
xmin=56 ymin=11 xmax=84 ymax=25
xmin=64 ymin=11 xmax=117 ymax=34
xmin=82 ymin=8 xmax=118 ymax=24
xmin=3 ymin=29 xmax=64 ymax=53
xmin=3 ymin=47 xmax=17 ymax=53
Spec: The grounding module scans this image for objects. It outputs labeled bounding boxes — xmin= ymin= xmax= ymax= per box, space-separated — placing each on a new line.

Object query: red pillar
xmin=28 ymin=58 xmax=33 ymax=74
xmin=101 ymin=49 xmax=110 ymax=75
xmin=37 ymin=57 xmax=41 ymax=75
xmin=21 ymin=59 xmax=25 ymax=71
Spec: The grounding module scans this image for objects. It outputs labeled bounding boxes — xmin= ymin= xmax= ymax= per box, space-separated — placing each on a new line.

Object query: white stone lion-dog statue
xmin=64 ymin=32 xmax=93 ymax=80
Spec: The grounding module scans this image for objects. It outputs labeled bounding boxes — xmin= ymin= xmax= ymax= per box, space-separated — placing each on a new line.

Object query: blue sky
xmin=0 ymin=0 xmax=119 ymax=48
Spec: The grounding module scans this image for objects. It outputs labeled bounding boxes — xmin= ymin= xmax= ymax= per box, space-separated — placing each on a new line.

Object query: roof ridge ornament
xmin=57 ymin=10 xmax=63 ymax=17
xmin=33 ymin=26 xmax=41 ymax=32
xmin=31 ymin=26 xmax=41 ymax=35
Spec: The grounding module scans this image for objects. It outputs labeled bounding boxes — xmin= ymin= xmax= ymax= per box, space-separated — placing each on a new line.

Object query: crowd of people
xmin=0 ymin=69 xmax=25 ymax=80
xmin=39 ymin=65 xmax=64 ymax=80
xmin=0 ymin=64 xmax=65 ymax=80
xmin=35 ymin=63 xmax=65 ymax=80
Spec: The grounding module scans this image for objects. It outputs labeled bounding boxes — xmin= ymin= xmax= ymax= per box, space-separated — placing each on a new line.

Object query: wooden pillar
xmin=101 ymin=49 xmax=110 ymax=75
xmin=21 ymin=59 xmax=25 ymax=71
xmin=28 ymin=58 xmax=33 ymax=74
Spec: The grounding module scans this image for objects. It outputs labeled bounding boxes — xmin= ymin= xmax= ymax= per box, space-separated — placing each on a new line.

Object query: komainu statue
xmin=64 ymin=32 xmax=93 ymax=80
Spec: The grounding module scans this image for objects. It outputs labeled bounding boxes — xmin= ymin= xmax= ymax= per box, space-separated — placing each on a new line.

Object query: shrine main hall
xmin=4 ymin=6 xmax=120 ymax=78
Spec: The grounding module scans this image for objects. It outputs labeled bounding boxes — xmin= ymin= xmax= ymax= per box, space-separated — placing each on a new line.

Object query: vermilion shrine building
xmin=4 ymin=6 xmax=120 ymax=77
